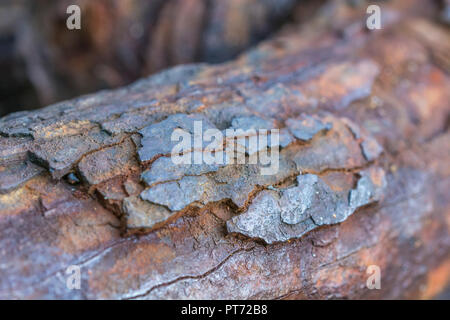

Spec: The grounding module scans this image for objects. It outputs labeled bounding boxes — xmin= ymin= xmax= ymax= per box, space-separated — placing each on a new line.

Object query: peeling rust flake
xmin=227 ymin=167 xmax=387 ymax=244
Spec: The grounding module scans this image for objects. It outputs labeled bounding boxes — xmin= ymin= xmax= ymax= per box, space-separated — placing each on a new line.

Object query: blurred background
xmin=0 ymin=0 xmax=448 ymax=117
xmin=0 ymin=0 xmax=322 ymax=117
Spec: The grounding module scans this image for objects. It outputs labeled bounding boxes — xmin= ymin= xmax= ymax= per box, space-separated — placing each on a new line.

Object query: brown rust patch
xmin=54 ymin=202 xmax=120 ymax=254
xmin=103 ymin=242 xmax=176 ymax=278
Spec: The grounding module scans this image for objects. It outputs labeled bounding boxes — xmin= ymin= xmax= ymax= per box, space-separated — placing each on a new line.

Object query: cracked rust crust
xmin=0 ymin=0 xmax=449 ymax=299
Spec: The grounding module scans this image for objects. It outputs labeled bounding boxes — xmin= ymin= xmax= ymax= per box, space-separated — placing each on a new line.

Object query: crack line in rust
xmin=124 ymin=246 xmax=256 ymax=299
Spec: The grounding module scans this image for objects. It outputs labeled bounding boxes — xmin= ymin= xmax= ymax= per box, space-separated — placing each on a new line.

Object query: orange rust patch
xmin=421 ymin=259 xmax=450 ymax=299
xmin=369 ymin=168 xmax=385 ymax=187
xmin=34 ymin=120 xmax=96 ymax=139
xmin=320 ymin=172 xmax=356 ymax=192
xmin=106 ymin=242 xmax=176 ymax=278
xmin=0 ymin=186 xmax=38 ymax=217
xmin=55 ymin=205 xmax=120 ymax=254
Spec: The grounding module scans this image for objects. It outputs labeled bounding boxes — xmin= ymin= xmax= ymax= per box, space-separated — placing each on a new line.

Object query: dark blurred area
xmin=0 ymin=0 xmax=320 ymax=117
xmin=1 ymin=0 xmax=448 ymax=118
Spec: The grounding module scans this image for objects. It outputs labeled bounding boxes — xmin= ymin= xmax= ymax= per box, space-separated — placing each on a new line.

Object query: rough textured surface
xmin=286 ymin=114 xmax=333 ymax=141
xmin=227 ymin=167 xmax=387 ymax=244
xmin=0 ymin=0 xmax=449 ymax=299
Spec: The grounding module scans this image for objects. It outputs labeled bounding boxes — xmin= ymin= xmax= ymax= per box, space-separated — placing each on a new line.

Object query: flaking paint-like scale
xmin=286 ymin=114 xmax=332 ymax=141
xmin=138 ymin=113 xmax=217 ymax=163
xmin=227 ymin=167 xmax=387 ymax=244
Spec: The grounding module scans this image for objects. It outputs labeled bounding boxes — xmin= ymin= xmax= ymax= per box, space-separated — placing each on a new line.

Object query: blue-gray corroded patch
xmin=137 ymin=113 xmax=217 ymax=163
xmin=226 ymin=167 xmax=386 ymax=244
xmin=285 ymin=114 xmax=332 ymax=141
xmin=141 ymin=156 xmax=222 ymax=187
xmin=140 ymin=158 xmax=297 ymax=211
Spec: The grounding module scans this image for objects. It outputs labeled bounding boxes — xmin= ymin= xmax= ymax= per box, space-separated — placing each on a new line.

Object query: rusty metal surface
xmin=0 ymin=0 xmax=449 ymax=299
